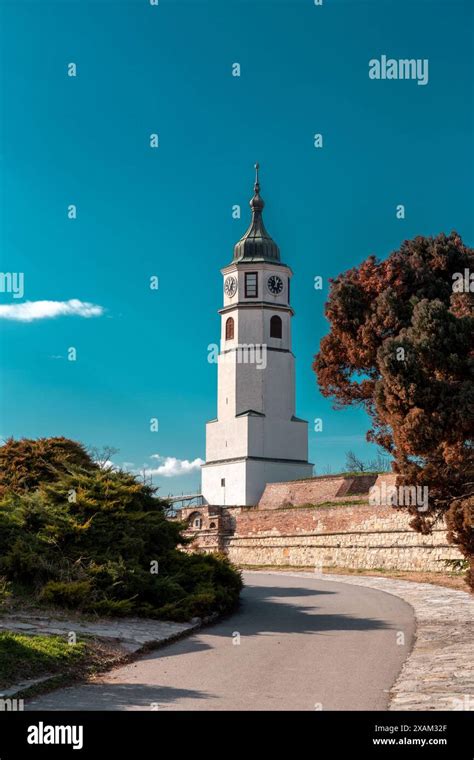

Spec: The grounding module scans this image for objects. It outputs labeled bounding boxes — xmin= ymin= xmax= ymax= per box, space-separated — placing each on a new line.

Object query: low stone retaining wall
xmin=178 ymin=475 xmax=463 ymax=572
xmin=224 ymin=503 xmax=461 ymax=571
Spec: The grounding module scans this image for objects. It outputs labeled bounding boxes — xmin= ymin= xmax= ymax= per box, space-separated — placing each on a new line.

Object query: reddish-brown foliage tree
xmin=313 ymin=232 xmax=474 ymax=587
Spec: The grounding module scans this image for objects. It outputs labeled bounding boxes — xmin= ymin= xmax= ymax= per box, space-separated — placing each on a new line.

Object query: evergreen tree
xmin=0 ymin=439 xmax=242 ymax=618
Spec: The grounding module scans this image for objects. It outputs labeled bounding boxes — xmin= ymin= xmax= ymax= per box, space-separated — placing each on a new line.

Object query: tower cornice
xmin=221 ymin=261 xmax=293 ymax=276
xmin=218 ymin=302 xmax=295 ymax=317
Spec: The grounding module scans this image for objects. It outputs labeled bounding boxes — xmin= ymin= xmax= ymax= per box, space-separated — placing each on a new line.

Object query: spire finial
xmin=232 ymin=162 xmax=280 ymax=263
xmin=254 ymin=162 xmax=260 ymax=193
xmin=250 ymin=162 xmax=264 ymax=212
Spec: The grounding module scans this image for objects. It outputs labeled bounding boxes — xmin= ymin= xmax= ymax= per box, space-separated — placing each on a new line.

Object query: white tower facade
xmin=201 ymin=165 xmax=313 ymax=506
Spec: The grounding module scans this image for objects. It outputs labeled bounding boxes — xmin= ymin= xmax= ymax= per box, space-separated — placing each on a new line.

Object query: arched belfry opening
xmin=270 ymin=315 xmax=282 ymax=339
xmin=225 ymin=317 xmax=234 ymax=340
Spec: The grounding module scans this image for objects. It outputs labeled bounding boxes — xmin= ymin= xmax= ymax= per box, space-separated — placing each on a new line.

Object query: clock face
xmin=267 ymin=275 xmax=283 ymax=295
xmin=224 ymin=276 xmax=237 ymax=298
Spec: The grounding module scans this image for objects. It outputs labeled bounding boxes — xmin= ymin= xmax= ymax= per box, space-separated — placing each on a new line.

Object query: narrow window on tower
xmin=288 ymin=277 xmax=290 ymax=304
xmin=245 ymin=272 xmax=258 ymax=298
xmin=270 ymin=315 xmax=282 ymax=339
xmin=225 ymin=316 xmax=234 ymax=340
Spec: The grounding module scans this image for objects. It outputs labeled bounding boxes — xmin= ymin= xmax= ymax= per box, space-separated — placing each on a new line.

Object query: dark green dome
xmin=233 ymin=164 xmax=281 ymax=264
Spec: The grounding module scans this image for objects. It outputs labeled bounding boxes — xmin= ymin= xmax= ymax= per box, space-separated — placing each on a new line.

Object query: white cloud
xmin=0 ymin=299 xmax=105 ymax=322
xmin=95 ymin=459 xmax=116 ymax=471
xmin=144 ymin=455 xmax=204 ymax=478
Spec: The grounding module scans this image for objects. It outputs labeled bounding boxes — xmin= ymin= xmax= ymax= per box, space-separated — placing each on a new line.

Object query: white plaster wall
xmin=220 ymin=310 xmax=287 ymax=363
xmin=207 ymin=415 xmax=308 ymax=463
xmin=235 ymin=360 xmax=264 ymax=414
xmin=205 ymin=416 xmax=249 ymax=461
xmin=201 ymin=459 xmax=247 ymax=506
xmin=247 ymin=417 xmax=308 ymax=460
xmin=230 ymin=307 xmax=291 ymax=349
xmin=217 ymin=352 xmax=237 ymax=419
xmin=235 ymin=308 xmax=265 ymax=345
xmin=217 ymin=339 xmax=295 ymax=419
xmin=261 ymin=350 xmax=295 ymax=418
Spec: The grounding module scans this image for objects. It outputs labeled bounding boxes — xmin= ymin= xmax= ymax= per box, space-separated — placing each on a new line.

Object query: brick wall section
xmin=177 ymin=505 xmax=247 ymax=553
xmin=232 ymin=503 xmax=401 ymax=536
xmin=173 ymin=474 xmax=463 ymax=571
xmin=176 ymin=505 xmax=224 ymax=553
xmin=257 ymin=474 xmax=378 ymax=509
xmin=223 ymin=503 xmax=461 ymax=571
xmin=374 ymin=472 xmax=399 ymax=489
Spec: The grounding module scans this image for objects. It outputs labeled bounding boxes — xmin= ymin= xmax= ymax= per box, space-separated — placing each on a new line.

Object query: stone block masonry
xmin=224 ymin=503 xmax=460 ymax=571
xmin=258 ymin=473 xmax=379 ymax=509
xmin=177 ymin=474 xmax=463 ymax=572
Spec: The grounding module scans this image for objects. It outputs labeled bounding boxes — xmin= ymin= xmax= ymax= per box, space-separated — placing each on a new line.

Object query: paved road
xmin=27 ymin=572 xmax=415 ymax=711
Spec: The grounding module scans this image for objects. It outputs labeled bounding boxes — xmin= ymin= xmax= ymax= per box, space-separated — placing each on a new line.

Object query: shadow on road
xmin=138 ymin=581 xmax=394 ymax=666
xmin=223 ymin=583 xmax=394 ymax=636
xmin=28 ymin=683 xmax=217 ymax=711
xmin=247 ymin=585 xmax=336 ymax=598
xmin=26 ymin=577 xmax=410 ymax=711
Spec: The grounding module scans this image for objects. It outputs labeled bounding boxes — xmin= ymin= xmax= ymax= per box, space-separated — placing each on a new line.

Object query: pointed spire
xmin=250 ymin=161 xmax=264 ymax=213
xmin=232 ymin=163 xmax=280 ymax=263
xmin=254 ymin=161 xmax=260 ymax=192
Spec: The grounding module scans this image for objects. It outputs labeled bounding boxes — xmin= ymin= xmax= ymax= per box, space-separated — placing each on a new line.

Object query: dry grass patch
xmin=240 ymin=565 xmax=469 ymax=592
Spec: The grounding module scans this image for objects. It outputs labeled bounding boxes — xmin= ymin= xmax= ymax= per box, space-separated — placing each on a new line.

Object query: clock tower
xmin=201 ymin=165 xmax=313 ymax=506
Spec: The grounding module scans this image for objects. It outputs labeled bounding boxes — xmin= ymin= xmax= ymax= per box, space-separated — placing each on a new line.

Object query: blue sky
xmin=1 ymin=0 xmax=473 ymax=496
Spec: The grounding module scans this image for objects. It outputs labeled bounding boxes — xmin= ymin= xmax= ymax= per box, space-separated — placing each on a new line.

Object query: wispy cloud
xmin=0 ymin=299 xmax=105 ymax=322
xmin=96 ymin=459 xmax=116 ymax=471
xmin=144 ymin=454 xmax=204 ymax=478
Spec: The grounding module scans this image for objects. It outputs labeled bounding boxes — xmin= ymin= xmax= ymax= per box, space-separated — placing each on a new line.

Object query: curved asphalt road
xmin=27 ymin=572 xmax=415 ymax=711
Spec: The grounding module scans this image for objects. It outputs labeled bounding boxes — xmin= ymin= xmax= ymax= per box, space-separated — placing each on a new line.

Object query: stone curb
xmin=0 ymin=615 xmax=208 ymax=699
xmin=244 ymin=570 xmax=474 ymax=711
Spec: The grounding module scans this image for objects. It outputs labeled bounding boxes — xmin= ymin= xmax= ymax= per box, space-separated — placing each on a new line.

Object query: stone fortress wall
xmin=177 ymin=474 xmax=462 ymax=572
xmin=257 ymin=473 xmax=380 ymax=509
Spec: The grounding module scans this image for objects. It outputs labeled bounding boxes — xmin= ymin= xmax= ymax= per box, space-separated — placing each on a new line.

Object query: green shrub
xmin=0 ymin=436 xmax=96 ymax=497
xmin=89 ymin=598 xmax=135 ymax=617
xmin=40 ymin=580 xmax=92 ymax=609
xmin=0 ymin=577 xmax=11 ymax=611
xmin=0 ymin=438 xmax=242 ymax=621
xmin=444 ymin=558 xmax=469 ymax=573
